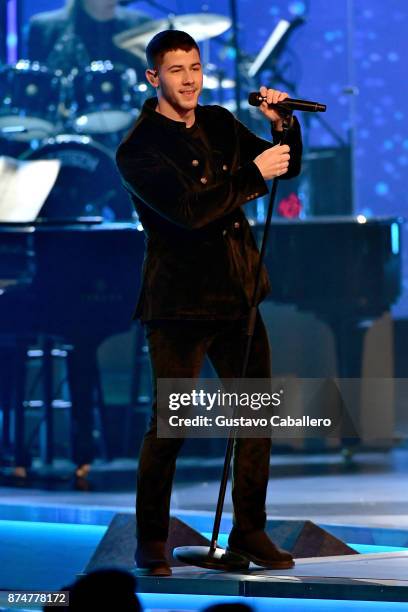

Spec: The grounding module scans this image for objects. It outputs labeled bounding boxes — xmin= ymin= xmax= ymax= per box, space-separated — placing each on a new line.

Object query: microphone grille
xmin=248 ymin=92 xmax=263 ymax=107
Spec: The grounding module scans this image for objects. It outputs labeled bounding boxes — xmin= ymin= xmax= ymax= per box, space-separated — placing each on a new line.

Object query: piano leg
xmin=13 ymin=339 xmax=31 ymax=470
xmin=2 ymin=337 xmax=57 ymax=474
xmin=66 ymin=340 xmax=110 ymax=468
xmin=0 ymin=346 xmax=14 ymax=460
xmin=42 ymin=337 xmax=54 ymax=466
xmin=328 ymin=318 xmax=365 ymax=460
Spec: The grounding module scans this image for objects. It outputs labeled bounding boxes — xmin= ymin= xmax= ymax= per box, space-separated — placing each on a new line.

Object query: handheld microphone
xmin=248 ymin=92 xmax=326 ymax=113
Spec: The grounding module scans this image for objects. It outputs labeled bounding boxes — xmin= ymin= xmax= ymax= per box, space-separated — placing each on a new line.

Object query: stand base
xmin=173 ymin=545 xmax=249 ymax=571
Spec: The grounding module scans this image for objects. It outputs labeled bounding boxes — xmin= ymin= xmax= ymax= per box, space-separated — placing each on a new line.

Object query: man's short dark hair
xmin=146 ymin=30 xmax=200 ymax=69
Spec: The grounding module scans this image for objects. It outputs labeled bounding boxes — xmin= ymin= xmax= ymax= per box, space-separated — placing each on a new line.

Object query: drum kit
xmin=0 ymin=13 xmax=242 ymax=219
xmin=0 ymin=58 xmax=146 ymax=219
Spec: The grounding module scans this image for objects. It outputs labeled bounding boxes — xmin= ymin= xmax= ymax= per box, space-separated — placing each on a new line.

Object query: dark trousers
xmin=136 ymin=312 xmax=272 ymax=542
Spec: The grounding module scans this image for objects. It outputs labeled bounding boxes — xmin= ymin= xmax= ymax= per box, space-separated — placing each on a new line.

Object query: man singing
xmin=116 ymin=30 xmax=302 ymax=576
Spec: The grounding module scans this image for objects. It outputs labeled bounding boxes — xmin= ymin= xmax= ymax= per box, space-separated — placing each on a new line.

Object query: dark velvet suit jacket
xmin=116 ymin=98 xmax=302 ymax=321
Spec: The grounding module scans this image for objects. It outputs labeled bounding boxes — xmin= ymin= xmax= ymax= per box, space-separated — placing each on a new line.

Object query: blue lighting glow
xmin=391 ymin=222 xmax=400 ymax=255
xmin=288 ymin=2 xmax=306 ymax=16
xmin=375 ymin=182 xmax=389 ymax=196
xmin=6 ymin=33 xmax=18 ymax=47
xmin=225 ymin=47 xmax=236 ymax=60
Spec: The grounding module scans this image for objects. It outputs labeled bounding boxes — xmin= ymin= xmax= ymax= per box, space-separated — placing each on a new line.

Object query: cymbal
xmin=114 ymin=14 xmax=231 ymax=57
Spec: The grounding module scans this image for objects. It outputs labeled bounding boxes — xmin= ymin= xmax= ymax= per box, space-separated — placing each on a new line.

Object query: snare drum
xmin=0 ymin=61 xmax=62 ymax=141
xmin=69 ymin=61 xmax=138 ymax=134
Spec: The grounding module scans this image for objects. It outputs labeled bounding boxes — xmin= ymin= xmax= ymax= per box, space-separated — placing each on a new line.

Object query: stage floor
xmin=133 ymin=552 xmax=408 ymax=603
xmin=1 ymin=450 xmax=408 ymax=610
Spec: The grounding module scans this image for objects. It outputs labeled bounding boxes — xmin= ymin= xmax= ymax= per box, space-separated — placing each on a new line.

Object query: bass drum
xmin=23 ymin=135 xmax=134 ymax=221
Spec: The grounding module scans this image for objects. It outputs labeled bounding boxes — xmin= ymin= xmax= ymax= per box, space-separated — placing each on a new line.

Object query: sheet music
xmin=0 ymin=156 xmax=60 ymax=222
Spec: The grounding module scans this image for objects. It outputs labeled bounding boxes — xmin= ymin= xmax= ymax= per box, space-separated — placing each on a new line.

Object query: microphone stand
xmin=174 ymin=111 xmax=293 ymax=571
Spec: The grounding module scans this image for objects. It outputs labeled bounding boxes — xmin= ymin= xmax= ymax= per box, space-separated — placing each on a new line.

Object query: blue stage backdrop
xmin=20 ymin=0 xmax=408 ymax=315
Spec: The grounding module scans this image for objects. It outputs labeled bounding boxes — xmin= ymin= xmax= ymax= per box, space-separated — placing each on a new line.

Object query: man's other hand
xmin=253 ymin=144 xmax=290 ymax=180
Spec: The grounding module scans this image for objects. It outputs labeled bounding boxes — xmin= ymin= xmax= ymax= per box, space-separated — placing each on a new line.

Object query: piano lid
xmin=0 ymin=156 xmax=60 ymax=223
xmin=249 ymin=215 xmax=406 ymax=226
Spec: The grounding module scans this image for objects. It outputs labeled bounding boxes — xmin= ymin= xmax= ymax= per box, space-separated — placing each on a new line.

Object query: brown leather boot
xmin=227 ymin=529 xmax=294 ymax=569
xmin=135 ymin=541 xmax=172 ymax=576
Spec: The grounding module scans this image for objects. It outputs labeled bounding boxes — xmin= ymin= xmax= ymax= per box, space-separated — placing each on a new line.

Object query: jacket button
xmin=222 ymin=164 xmax=228 ymax=171
xmin=192 ymin=159 xmax=199 ymax=167
xmin=200 ymin=177 xmax=208 ymax=184
xmin=234 ymin=222 xmax=240 ymax=229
